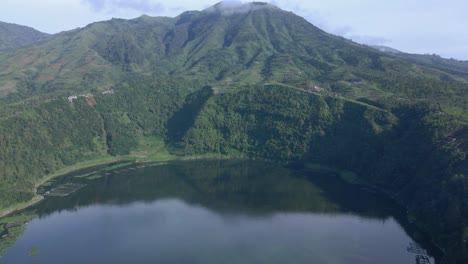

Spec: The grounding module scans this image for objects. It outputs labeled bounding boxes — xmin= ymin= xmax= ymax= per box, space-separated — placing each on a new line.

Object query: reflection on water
xmin=0 ymin=160 xmax=437 ymax=264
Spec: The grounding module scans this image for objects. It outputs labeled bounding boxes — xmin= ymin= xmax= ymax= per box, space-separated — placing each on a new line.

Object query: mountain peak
xmin=205 ymin=1 xmax=277 ymax=15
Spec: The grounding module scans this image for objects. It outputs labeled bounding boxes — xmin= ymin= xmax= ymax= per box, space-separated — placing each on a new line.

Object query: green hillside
xmin=1 ymin=3 xmax=467 ymax=115
xmin=371 ymin=45 xmax=468 ymax=79
xmin=0 ymin=21 xmax=50 ymax=51
xmin=0 ymin=2 xmax=466 ymax=263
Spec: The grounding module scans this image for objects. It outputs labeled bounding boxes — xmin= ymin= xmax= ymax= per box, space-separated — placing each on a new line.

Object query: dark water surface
xmin=0 ymin=160 xmax=437 ymax=264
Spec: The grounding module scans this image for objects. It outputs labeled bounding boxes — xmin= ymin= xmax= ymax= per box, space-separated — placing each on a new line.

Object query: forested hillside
xmin=371 ymin=45 xmax=468 ymax=77
xmin=0 ymin=21 xmax=50 ymax=51
xmin=0 ymin=2 xmax=466 ymax=263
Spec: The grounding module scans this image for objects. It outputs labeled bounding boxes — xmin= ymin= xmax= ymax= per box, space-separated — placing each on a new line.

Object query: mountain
xmin=0 ymin=21 xmax=50 ymax=51
xmin=1 ymin=2 xmax=466 ymax=113
xmin=371 ymin=44 xmax=468 ymax=75
xmin=0 ymin=2 xmax=466 ymax=263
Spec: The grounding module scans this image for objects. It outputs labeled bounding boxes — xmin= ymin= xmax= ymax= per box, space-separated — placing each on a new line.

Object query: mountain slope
xmin=0 ymin=2 xmax=466 ymax=263
xmin=0 ymin=21 xmax=50 ymax=51
xmin=371 ymin=44 xmax=468 ymax=76
xmin=0 ymin=2 xmax=466 ymax=117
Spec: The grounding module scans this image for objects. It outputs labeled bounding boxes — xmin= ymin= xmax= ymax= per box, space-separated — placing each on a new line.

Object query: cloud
xmin=218 ymin=0 xmax=243 ymax=8
xmin=81 ymin=0 xmax=165 ymax=14
xmin=288 ymin=9 xmax=389 ymax=46
xmin=345 ymin=35 xmax=390 ymax=46
xmin=330 ymin=26 xmax=352 ymax=36
xmin=205 ymin=1 xmax=276 ymax=16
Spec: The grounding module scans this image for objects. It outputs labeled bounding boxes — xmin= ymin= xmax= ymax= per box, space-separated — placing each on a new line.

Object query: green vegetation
xmin=0 ymin=211 xmax=37 ymax=256
xmin=371 ymin=45 xmax=468 ymax=78
xmin=0 ymin=2 xmax=466 ymax=263
xmin=27 ymin=246 xmax=40 ymax=257
xmin=0 ymin=21 xmax=50 ymax=51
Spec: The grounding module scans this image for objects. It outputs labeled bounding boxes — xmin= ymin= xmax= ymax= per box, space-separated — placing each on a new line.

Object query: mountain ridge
xmin=370 ymin=44 xmax=468 ymax=75
xmin=1 ymin=4 xmax=466 ymax=116
xmin=0 ymin=21 xmax=50 ymax=51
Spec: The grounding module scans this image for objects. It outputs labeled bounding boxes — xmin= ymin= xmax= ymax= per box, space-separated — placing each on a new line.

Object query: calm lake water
xmin=0 ymin=160 xmax=437 ymax=264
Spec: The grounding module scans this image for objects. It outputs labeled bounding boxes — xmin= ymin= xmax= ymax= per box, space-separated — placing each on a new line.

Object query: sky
xmin=1 ymin=0 xmax=467 ymax=60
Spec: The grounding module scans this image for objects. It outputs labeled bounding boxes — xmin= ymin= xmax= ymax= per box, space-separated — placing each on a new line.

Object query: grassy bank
xmin=0 ymin=156 xmax=131 ymax=218
xmin=0 ymin=136 xmax=245 ymax=218
xmin=0 ymin=137 xmax=172 ymax=218
xmin=0 ymin=196 xmax=44 ymax=219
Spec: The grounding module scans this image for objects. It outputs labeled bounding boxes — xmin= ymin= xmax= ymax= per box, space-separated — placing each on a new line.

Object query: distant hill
xmin=371 ymin=44 xmax=468 ymax=75
xmin=0 ymin=21 xmax=50 ymax=51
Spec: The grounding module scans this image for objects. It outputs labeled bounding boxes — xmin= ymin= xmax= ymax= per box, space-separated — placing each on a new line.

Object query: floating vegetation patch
xmin=111 ymin=167 xmax=138 ymax=174
xmin=41 ymin=180 xmax=55 ymax=187
xmin=44 ymin=183 xmax=87 ymax=197
xmin=37 ymin=180 xmax=57 ymax=194
xmin=73 ymin=172 xmax=96 ymax=179
xmin=0 ymin=230 xmax=8 ymax=239
xmin=84 ymin=175 xmax=103 ymax=180
xmin=74 ymin=172 xmax=104 ymax=181
xmin=27 ymin=246 xmax=39 ymax=256
xmin=0 ymin=212 xmax=37 ymax=256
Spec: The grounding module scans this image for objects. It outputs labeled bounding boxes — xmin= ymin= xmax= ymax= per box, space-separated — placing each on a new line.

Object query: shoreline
xmin=0 ymin=155 xmax=446 ymax=261
xmin=0 ymin=153 xmax=244 ymax=219
xmin=0 ymin=196 xmax=44 ymax=219
xmin=0 ymin=155 xmax=143 ymax=218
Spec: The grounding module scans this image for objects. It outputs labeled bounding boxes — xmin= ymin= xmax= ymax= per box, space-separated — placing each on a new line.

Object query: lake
xmin=0 ymin=160 xmax=438 ymax=264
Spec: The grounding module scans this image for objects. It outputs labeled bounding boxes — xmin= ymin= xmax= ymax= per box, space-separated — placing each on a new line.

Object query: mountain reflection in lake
xmin=0 ymin=160 xmax=437 ymax=264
